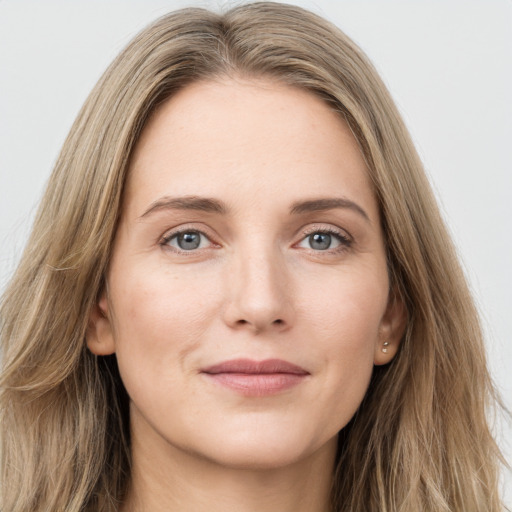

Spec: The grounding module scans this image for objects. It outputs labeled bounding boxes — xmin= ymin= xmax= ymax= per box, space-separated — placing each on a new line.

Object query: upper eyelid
xmin=301 ymin=225 xmax=349 ymax=236
xmin=161 ymin=224 xmax=215 ymax=242
xmin=162 ymin=229 xmax=211 ymax=243
xmin=160 ymin=229 xmax=217 ymax=255
xmin=159 ymin=222 xmax=353 ymax=246
xmin=297 ymin=223 xmax=353 ymax=241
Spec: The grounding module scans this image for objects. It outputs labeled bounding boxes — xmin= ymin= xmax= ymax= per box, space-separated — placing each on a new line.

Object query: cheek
xmin=108 ymin=264 xmax=222 ymax=396
xmin=112 ymin=260 xmax=220 ymax=336
xmin=300 ymin=264 xmax=388 ymax=349
xmin=298 ymin=267 xmax=387 ymax=420
xmin=107 ymin=249 xmax=388 ymax=445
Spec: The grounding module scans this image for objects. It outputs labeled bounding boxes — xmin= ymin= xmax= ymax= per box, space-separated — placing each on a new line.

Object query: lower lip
xmin=204 ymin=372 xmax=307 ymax=396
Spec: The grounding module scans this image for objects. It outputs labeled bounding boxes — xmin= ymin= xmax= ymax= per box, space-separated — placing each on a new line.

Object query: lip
xmin=201 ymin=358 xmax=310 ymax=396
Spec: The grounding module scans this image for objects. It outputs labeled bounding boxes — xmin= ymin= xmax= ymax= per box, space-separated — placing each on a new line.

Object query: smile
xmin=201 ymin=358 xmax=310 ymax=396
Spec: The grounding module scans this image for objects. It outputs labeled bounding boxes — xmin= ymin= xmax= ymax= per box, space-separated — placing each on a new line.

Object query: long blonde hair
xmin=0 ymin=3 xmax=506 ymax=510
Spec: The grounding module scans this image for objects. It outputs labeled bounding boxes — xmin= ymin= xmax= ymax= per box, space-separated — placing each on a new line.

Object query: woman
xmin=0 ymin=2 xmax=507 ymax=511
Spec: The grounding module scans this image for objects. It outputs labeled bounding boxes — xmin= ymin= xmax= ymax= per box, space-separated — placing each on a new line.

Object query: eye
xmin=163 ymin=230 xmax=211 ymax=251
xmin=297 ymin=229 xmax=351 ymax=251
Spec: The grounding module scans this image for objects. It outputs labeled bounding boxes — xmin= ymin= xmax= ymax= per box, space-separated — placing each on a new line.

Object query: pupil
xmin=178 ymin=232 xmax=200 ymax=250
xmin=310 ymin=233 xmax=331 ymax=250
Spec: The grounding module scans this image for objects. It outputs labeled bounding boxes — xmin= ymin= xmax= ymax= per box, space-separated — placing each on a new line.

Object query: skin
xmin=87 ymin=78 xmax=405 ymax=512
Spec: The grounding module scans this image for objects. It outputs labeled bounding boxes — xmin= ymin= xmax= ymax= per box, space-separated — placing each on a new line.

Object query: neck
xmin=121 ymin=417 xmax=336 ymax=512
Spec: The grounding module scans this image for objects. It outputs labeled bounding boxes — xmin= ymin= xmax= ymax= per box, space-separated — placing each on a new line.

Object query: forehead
xmin=125 ymin=78 xmax=377 ymax=220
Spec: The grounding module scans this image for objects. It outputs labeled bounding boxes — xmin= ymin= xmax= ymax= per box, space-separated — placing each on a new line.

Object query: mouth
xmin=201 ymin=358 xmax=310 ymax=396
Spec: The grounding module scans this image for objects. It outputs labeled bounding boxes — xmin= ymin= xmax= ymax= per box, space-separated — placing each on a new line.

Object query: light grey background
xmin=1 ymin=0 xmax=510 ymax=502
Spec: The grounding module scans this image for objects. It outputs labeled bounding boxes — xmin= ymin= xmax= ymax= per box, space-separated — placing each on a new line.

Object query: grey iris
xmin=309 ymin=233 xmax=331 ymax=250
xmin=178 ymin=232 xmax=201 ymax=250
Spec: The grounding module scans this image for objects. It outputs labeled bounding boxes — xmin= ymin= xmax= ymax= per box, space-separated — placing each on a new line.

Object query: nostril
xmin=274 ymin=319 xmax=284 ymax=325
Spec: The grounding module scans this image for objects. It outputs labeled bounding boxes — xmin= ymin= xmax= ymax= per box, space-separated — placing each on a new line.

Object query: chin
xmin=188 ymin=425 xmax=337 ymax=471
xmin=201 ymin=444 xmax=313 ymax=471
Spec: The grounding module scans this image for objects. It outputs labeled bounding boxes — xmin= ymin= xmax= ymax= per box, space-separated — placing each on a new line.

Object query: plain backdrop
xmin=0 ymin=0 xmax=511 ymax=502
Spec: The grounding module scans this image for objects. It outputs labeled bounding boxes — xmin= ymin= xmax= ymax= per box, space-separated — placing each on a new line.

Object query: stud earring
xmin=382 ymin=341 xmax=390 ymax=353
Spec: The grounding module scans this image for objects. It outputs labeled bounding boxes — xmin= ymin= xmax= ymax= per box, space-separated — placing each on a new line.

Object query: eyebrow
xmin=139 ymin=195 xmax=370 ymax=223
xmin=139 ymin=195 xmax=227 ymax=219
xmin=290 ymin=197 xmax=370 ymax=223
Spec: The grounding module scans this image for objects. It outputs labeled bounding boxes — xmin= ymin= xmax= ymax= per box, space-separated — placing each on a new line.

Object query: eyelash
xmin=160 ymin=227 xmax=217 ymax=255
xmin=298 ymin=226 xmax=352 ymax=253
xmin=159 ymin=225 xmax=352 ymax=255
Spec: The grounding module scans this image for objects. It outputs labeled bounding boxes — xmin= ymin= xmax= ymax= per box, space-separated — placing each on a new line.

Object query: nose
xmin=222 ymin=247 xmax=295 ymax=334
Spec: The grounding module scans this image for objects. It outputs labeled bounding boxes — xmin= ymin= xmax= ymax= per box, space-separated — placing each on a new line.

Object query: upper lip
xmin=202 ymin=358 xmax=309 ymax=375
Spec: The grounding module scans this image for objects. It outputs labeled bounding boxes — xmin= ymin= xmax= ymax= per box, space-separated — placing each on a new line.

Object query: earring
xmin=382 ymin=341 xmax=390 ymax=353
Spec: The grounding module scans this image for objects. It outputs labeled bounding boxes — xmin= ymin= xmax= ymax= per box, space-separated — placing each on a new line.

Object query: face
xmin=88 ymin=78 xmax=405 ymax=470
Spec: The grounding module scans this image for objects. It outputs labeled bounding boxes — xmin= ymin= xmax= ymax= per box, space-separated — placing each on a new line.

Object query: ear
xmin=374 ymin=290 xmax=407 ymax=366
xmin=86 ymin=292 xmax=116 ymax=355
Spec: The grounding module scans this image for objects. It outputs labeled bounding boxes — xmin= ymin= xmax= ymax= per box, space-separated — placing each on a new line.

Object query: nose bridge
xmin=224 ymin=239 xmax=293 ymax=332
